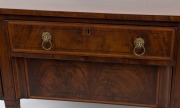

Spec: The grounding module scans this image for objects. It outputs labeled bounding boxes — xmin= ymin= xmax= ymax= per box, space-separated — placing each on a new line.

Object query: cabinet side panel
xmin=12 ymin=58 xmax=28 ymax=99
xmin=170 ymin=25 xmax=180 ymax=108
xmin=158 ymin=67 xmax=172 ymax=108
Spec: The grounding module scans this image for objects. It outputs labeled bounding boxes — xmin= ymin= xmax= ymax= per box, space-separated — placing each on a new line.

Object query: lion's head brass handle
xmin=42 ymin=32 xmax=52 ymax=50
xmin=133 ymin=38 xmax=145 ymax=56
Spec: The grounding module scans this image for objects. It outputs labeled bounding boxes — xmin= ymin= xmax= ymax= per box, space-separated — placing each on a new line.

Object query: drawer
xmin=7 ymin=21 xmax=176 ymax=60
xmin=24 ymin=58 xmax=158 ymax=107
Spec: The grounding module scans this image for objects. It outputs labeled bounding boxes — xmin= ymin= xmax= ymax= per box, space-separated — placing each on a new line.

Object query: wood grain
xmin=0 ymin=17 xmax=20 ymax=108
xmin=4 ymin=100 xmax=20 ymax=108
xmin=11 ymin=52 xmax=175 ymax=66
xmin=0 ymin=18 xmax=3 ymax=100
xmin=158 ymin=67 xmax=172 ymax=108
xmin=0 ymin=69 xmax=3 ymax=99
xmin=12 ymin=58 xmax=28 ymax=99
xmin=25 ymin=58 xmax=158 ymax=107
xmin=8 ymin=21 xmax=176 ymax=60
xmin=0 ymin=5 xmax=179 ymax=108
xmin=170 ymin=24 xmax=180 ymax=108
xmin=0 ymin=54 xmax=3 ymax=99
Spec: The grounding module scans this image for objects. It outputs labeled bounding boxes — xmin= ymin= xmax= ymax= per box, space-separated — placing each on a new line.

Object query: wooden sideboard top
xmin=1 ymin=0 xmax=180 ymax=22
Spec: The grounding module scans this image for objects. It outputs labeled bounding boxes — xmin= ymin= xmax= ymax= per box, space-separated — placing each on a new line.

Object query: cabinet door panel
xmin=25 ymin=59 xmax=159 ymax=107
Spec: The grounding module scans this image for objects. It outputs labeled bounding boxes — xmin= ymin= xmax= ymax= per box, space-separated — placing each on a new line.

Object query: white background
xmin=1 ymin=0 xmax=180 ymax=16
xmin=0 ymin=99 xmax=147 ymax=108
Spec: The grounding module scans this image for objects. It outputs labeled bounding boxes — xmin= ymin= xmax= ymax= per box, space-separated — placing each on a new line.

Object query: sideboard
xmin=1 ymin=0 xmax=180 ymax=108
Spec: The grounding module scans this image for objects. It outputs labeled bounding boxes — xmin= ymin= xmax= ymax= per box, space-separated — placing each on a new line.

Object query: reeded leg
xmin=5 ymin=100 xmax=20 ymax=108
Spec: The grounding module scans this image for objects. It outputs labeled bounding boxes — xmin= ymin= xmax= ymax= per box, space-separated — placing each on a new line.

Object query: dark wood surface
xmin=0 ymin=16 xmax=20 ymax=108
xmin=0 ymin=72 xmax=3 ymax=99
xmin=1 ymin=0 xmax=180 ymax=21
xmin=10 ymin=58 xmax=172 ymax=108
xmin=0 ymin=2 xmax=180 ymax=108
xmin=170 ymin=24 xmax=180 ymax=108
xmin=0 ymin=58 xmax=3 ymax=99
xmin=1 ymin=9 xmax=180 ymax=22
xmin=26 ymin=59 xmax=158 ymax=107
xmin=7 ymin=21 xmax=175 ymax=61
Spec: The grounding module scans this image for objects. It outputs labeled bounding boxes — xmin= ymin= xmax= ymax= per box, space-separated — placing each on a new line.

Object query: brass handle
xmin=133 ymin=38 xmax=145 ymax=56
xmin=42 ymin=32 xmax=52 ymax=50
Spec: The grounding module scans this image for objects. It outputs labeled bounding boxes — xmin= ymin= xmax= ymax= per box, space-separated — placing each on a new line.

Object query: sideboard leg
xmin=0 ymin=19 xmax=21 ymax=108
xmin=4 ymin=100 xmax=20 ymax=108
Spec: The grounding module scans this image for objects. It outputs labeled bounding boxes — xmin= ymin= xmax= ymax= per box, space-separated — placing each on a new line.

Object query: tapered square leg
xmin=5 ymin=100 xmax=20 ymax=108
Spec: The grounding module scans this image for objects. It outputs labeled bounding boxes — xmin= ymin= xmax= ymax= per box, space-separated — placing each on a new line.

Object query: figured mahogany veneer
xmin=12 ymin=58 xmax=171 ymax=108
xmin=27 ymin=59 xmax=158 ymax=106
xmin=8 ymin=21 xmax=175 ymax=60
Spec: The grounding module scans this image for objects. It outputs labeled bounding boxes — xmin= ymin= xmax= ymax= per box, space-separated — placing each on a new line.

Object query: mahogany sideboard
xmin=1 ymin=1 xmax=180 ymax=108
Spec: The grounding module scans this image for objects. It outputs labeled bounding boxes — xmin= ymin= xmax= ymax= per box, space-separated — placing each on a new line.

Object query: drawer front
xmin=8 ymin=21 xmax=175 ymax=60
xmin=25 ymin=59 xmax=158 ymax=107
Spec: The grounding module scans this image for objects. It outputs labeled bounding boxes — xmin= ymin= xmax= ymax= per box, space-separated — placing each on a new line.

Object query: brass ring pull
xmin=42 ymin=32 xmax=52 ymax=50
xmin=133 ymin=38 xmax=145 ymax=56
